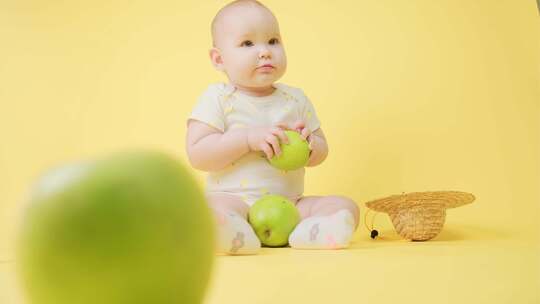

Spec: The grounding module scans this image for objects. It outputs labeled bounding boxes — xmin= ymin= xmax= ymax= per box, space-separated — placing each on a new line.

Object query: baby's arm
xmin=306 ymin=128 xmax=328 ymax=167
xmin=186 ymin=119 xmax=250 ymax=171
xmin=186 ymin=119 xmax=289 ymax=172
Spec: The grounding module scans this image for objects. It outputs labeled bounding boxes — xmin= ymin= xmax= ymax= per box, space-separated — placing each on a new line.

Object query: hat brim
xmin=365 ymin=191 xmax=475 ymax=213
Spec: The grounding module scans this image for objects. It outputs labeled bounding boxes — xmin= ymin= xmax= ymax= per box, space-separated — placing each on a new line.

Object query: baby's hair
xmin=211 ymin=0 xmax=272 ymax=47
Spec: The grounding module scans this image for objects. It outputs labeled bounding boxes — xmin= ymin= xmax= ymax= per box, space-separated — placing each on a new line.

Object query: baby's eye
xmin=240 ymin=40 xmax=253 ymax=47
xmin=269 ymin=38 xmax=279 ymax=45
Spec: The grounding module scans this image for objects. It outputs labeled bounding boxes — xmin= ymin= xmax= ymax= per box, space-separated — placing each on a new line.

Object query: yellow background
xmin=1 ymin=0 xmax=538 ymax=303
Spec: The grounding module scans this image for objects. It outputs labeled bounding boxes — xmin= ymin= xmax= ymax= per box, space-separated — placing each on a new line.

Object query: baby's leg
xmin=289 ymin=195 xmax=360 ymax=249
xmin=206 ymin=192 xmax=261 ymax=255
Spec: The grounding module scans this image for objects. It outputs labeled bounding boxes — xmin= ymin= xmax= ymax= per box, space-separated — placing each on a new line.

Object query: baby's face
xmin=211 ymin=5 xmax=287 ymax=90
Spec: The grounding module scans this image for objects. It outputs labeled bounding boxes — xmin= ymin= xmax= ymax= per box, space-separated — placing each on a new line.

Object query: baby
xmin=186 ymin=0 xmax=360 ymax=254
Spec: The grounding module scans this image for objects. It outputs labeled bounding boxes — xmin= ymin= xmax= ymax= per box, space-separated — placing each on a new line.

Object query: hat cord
xmin=364 ymin=208 xmax=379 ymax=239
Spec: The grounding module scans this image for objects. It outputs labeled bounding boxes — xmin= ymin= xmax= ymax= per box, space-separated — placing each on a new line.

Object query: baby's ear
xmin=209 ymin=48 xmax=225 ymax=71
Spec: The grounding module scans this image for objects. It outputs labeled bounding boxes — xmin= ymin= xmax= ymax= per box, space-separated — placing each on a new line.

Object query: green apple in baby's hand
xmin=17 ymin=150 xmax=215 ymax=304
xmin=248 ymin=194 xmax=301 ymax=247
xmin=269 ymin=130 xmax=310 ymax=171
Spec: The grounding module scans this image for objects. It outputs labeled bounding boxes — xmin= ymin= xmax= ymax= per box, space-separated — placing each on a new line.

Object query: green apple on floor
xmin=17 ymin=150 xmax=215 ymax=304
xmin=248 ymin=194 xmax=301 ymax=247
xmin=268 ymin=130 xmax=310 ymax=171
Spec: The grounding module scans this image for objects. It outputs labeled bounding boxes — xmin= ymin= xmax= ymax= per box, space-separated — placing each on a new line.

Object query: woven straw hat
xmin=365 ymin=191 xmax=475 ymax=241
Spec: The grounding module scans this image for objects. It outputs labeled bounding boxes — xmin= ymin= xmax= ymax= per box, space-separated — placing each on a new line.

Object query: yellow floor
xmin=3 ymin=223 xmax=537 ymax=304
xmin=203 ymin=225 xmax=539 ymax=304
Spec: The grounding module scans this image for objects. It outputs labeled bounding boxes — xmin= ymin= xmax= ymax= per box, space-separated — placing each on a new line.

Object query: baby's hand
xmin=247 ymin=123 xmax=289 ymax=159
xmin=291 ymin=120 xmax=312 ymax=149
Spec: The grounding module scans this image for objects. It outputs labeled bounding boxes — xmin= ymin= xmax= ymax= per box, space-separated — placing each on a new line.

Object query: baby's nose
xmin=258 ymin=48 xmax=272 ymax=59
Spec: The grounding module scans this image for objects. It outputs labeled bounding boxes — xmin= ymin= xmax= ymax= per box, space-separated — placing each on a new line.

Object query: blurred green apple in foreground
xmin=248 ymin=194 xmax=301 ymax=247
xmin=268 ymin=130 xmax=310 ymax=171
xmin=17 ymin=150 xmax=215 ymax=304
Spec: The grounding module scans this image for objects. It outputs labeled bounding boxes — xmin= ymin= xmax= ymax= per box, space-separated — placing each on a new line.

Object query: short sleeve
xmin=188 ymin=84 xmax=226 ymax=132
xmin=299 ymin=90 xmax=321 ymax=132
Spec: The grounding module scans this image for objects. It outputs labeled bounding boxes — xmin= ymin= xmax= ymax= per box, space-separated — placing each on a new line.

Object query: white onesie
xmin=187 ymin=82 xmax=321 ymax=206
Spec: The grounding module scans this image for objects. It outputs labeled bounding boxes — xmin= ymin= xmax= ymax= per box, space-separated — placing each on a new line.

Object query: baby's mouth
xmin=257 ymin=65 xmax=275 ymax=72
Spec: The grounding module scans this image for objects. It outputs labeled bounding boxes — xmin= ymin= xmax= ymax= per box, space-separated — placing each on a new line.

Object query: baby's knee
xmin=329 ymin=195 xmax=359 ymax=213
xmin=205 ymin=193 xmax=250 ymax=219
xmin=326 ymin=195 xmax=360 ymax=226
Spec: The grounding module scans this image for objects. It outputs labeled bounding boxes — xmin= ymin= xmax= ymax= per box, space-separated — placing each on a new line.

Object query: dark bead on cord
xmin=370 ymin=230 xmax=379 ymax=239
